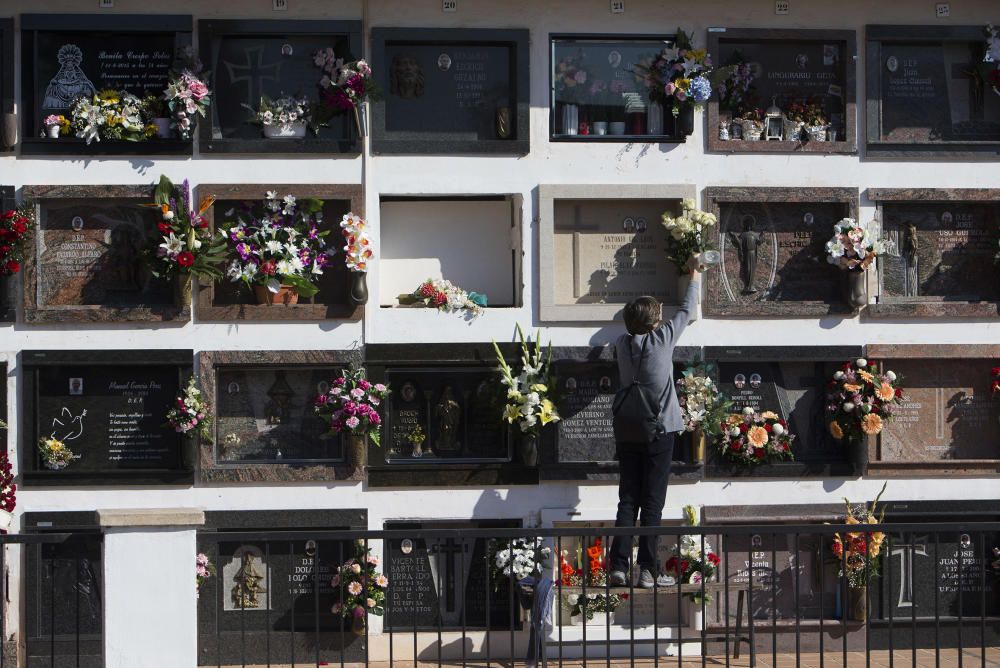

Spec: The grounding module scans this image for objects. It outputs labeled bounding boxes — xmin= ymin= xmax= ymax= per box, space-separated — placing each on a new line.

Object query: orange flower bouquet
xmin=826 ymin=358 xmax=904 ymax=443
xmin=559 ymin=537 xmax=629 ymax=621
xmin=832 ymin=483 xmax=887 ymax=588
xmin=715 ymin=407 xmax=794 ymax=466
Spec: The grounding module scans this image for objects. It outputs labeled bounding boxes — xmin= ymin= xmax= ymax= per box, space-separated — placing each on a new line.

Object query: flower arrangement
xmin=825 ymin=219 xmax=886 ymax=272
xmin=38 ymin=437 xmax=74 ymax=470
xmin=331 ymin=541 xmax=388 ymax=621
xmin=493 ymin=325 xmax=559 ymax=437
xmin=662 ymin=198 xmax=718 ymax=274
xmin=635 ymin=30 xmax=714 ymax=115
xmin=554 ymin=52 xmax=589 ymax=103
xmin=314 ymin=368 xmax=390 ymax=446
xmin=315 ymin=48 xmax=379 ymax=111
xmin=664 ymin=505 xmax=721 ymax=602
xmin=0 ymin=439 xmax=15 ymax=516
xmin=0 ymin=204 xmax=36 ymax=276
xmin=222 ymin=191 xmax=331 ymax=299
xmin=717 ymin=60 xmax=756 ymax=115
xmin=252 ymin=95 xmax=312 ymax=133
xmin=983 ymin=25 xmax=1000 ymax=97
xmin=490 ymin=537 xmax=551 ymax=586
xmin=70 ymin=89 xmax=156 ymax=144
xmin=195 ymin=553 xmax=216 ymax=596
xmin=676 ymin=362 xmax=730 ymax=436
xmin=166 ymin=376 xmax=212 ymax=441
xmin=826 ymin=358 xmax=904 ymax=443
xmin=716 ymin=407 xmax=794 ymax=466
xmin=163 ymin=51 xmax=211 ymax=140
xmin=340 ymin=212 xmax=373 ymax=272
xmin=832 ymin=483 xmax=887 ymax=589
xmin=559 ymin=538 xmax=629 ymax=621
xmin=43 ymin=114 xmax=70 ymax=135
xmin=408 ymin=278 xmax=487 ymax=317
xmin=991 ymin=366 xmax=1000 ymax=395
xmin=145 ymin=175 xmax=228 ymax=283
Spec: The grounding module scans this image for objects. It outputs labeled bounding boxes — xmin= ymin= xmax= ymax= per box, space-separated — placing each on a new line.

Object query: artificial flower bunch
xmin=314 ymin=48 xmax=379 ymax=111
xmin=163 ymin=50 xmax=211 ymax=140
xmin=826 ymin=358 xmax=904 ymax=442
xmin=195 ymin=553 xmax=216 ymax=595
xmin=331 ymin=541 xmax=389 ymax=620
xmin=340 ymin=212 xmax=373 ymax=272
xmin=0 ymin=204 xmax=36 ymax=276
xmin=38 ymin=437 xmax=74 ymax=470
xmin=636 ymin=30 xmax=714 ymax=114
xmin=676 ymin=362 xmax=730 ymax=436
xmin=166 ymin=376 xmax=212 ymax=441
xmin=493 ymin=324 xmax=559 ymax=436
xmin=991 ymin=365 xmax=1000 ymax=395
xmin=253 ymin=95 xmax=312 ymax=132
xmin=665 ymin=505 xmax=721 ymax=602
xmin=314 ymin=368 xmax=390 ymax=446
xmin=717 ymin=60 xmax=756 ymax=115
xmin=716 ymin=407 xmax=794 ymax=466
xmin=42 ymin=114 xmax=70 ymax=136
xmin=554 ymin=53 xmax=589 ymax=102
xmin=983 ymin=25 xmax=1000 ymax=97
xmin=490 ymin=537 xmax=551 ymax=586
xmin=832 ymin=483 xmax=887 ymax=588
xmin=70 ymin=89 xmax=156 ymax=144
xmin=222 ymin=191 xmax=332 ymax=298
xmin=559 ymin=538 xmax=628 ymax=621
xmin=662 ymin=198 xmax=718 ymax=274
xmin=145 ymin=175 xmax=228 ymax=282
xmin=825 ymin=219 xmax=885 ymax=272
xmin=0 ymin=445 xmax=15 ymax=516
xmin=410 ymin=278 xmax=487 ymax=317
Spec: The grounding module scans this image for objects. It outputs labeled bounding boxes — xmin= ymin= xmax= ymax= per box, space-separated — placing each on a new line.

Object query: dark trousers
xmin=610 ymin=432 xmax=674 ymax=573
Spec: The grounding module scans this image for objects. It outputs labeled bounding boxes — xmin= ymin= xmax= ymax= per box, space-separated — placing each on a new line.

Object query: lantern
xmin=764 ymin=98 xmax=784 ymax=141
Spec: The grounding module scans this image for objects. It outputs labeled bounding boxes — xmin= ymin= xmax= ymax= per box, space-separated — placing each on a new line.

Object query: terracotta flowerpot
xmin=848 ymin=586 xmax=867 ymax=622
xmin=349 ymin=433 xmax=367 ymax=469
xmin=517 ymin=434 xmax=538 ymax=467
xmin=254 ymin=284 xmax=299 ymax=306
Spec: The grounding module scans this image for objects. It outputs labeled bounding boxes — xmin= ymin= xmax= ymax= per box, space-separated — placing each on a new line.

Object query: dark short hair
xmin=623 ymin=296 xmax=660 ymax=335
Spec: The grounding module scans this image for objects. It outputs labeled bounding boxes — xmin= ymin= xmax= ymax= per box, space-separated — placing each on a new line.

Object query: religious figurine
xmin=390 ymin=54 xmax=425 ymax=99
xmin=264 ymin=371 xmax=295 ymax=426
xmin=231 ymin=551 xmax=267 ymax=609
xmin=434 ymin=386 xmax=461 ymax=451
xmin=728 ymin=215 xmax=764 ymax=295
xmin=43 ymin=44 xmax=97 ymax=110
xmin=104 ymin=225 xmax=142 ymax=292
xmin=902 ymin=222 xmax=920 ymax=297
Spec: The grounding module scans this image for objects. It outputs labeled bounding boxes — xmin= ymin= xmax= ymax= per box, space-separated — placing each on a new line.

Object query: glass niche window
xmin=550 ymin=34 xmax=687 ymax=142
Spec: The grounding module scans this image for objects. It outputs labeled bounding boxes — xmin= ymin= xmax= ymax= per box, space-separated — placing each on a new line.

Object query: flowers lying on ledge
xmin=827 ymin=358 xmax=904 ymax=442
xmin=715 ymin=408 xmax=794 ymax=466
xmin=38 ymin=437 xmax=74 ymax=470
xmin=71 ymin=89 xmax=155 ymax=144
xmin=407 ymin=278 xmax=487 ymax=317
xmin=166 ymin=376 xmax=212 ymax=441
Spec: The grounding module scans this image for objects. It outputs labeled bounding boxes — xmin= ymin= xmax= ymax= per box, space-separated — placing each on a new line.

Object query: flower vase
xmin=608 ymin=121 xmax=626 ymax=135
xmin=264 ymin=122 xmax=307 ymax=139
xmin=349 ymin=433 xmax=367 ymax=469
xmin=495 ymin=106 xmax=512 ymax=139
xmin=562 ymin=104 xmax=579 ymax=135
xmin=783 ymin=119 xmax=803 ymax=141
xmin=805 ymin=124 xmax=829 ymax=142
xmin=348 ymin=271 xmax=368 ymax=306
xmin=351 ymin=614 xmax=366 ymax=636
xmin=517 ymin=434 xmax=538 ymax=467
xmin=0 ymin=509 xmax=12 ymax=532
xmin=153 ymin=118 xmax=172 ymax=139
xmin=353 ymin=102 xmax=368 ymax=137
xmin=254 ymin=284 xmax=299 ymax=306
xmin=848 ymin=586 xmax=867 ymax=622
xmin=844 ymin=270 xmax=868 ymax=310
xmin=45 ymin=125 xmax=61 ymax=139
xmin=690 ymin=428 xmax=706 ymax=464
xmin=647 ymin=100 xmax=664 ymax=135
xmin=176 ymin=274 xmax=193 ymax=309
xmin=688 ymin=599 xmax=705 ymax=631
xmin=411 ymin=438 xmax=424 ymax=458
xmin=674 ymin=105 xmax=695 ymax=137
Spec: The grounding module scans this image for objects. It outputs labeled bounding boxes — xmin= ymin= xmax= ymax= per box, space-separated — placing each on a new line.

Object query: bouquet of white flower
xmin=662 ymin=199 xmax=717 ymax=273
xmin=825 ymin=218 xmax=885 ymax=272
xmin=490 ymin=537 xmax=551 ymax=586
xmin=493 ymin=325 xmax=559 ymax=436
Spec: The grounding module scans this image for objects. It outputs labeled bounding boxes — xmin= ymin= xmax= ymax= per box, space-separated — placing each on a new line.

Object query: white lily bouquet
xmin=493 ymin=325 xmax=560 ymax=436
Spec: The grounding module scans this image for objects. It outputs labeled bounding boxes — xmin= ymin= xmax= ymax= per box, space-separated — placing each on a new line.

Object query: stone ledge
xmin=98 ymin=508 xmax=205 ymax=528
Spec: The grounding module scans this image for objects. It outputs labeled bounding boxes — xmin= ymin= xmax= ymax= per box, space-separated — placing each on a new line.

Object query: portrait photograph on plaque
xmin=198 ymin=19 xmax=362 ymax=154
xmin=20 ymin=14 xmax=195 ymax=155
xmin=371 ymin=28 xmax=529 ymax=154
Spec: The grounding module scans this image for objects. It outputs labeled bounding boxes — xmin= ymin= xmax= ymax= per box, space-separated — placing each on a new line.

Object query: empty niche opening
xmin=379 ymin=196 xmax=520 ymax=308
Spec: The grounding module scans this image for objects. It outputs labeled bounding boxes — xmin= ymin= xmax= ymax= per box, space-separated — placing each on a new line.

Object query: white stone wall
xmin=1 ymin=0 xmax=998 ymax=663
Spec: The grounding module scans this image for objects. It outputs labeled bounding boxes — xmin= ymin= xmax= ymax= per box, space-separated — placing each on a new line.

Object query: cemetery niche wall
xmin=20 ymin=14 xmax=193 ymax=156
xmin=195 ymin=184 xmax=364 ymax=321
xmin=23 ymin=184 xmax=187 ymax=324
xmin=702 ymin=187 xmax=860 ymax=317
xmin=868 ymin=188 xmax=1000 ymax=318
xmin=365 ymin=344 xmax=537 ymax=487
xmin=371 ymin=28 xmax=529 ymax=155
xmin=866 ymin=25 xmax=1000 ymax=156
xmin=541 ymin=345 xmax=702 ymax=481
xmin=196 ymin=509 xmax=367 ymax=667
xmin=549 ymin=33 xmax=694 ymax=143
xmin=20 ymin=349 xmax=193 ymax=486
xmin=703 ymin=346 xmax=864 ymax=477
xmin=865 ymin=344 xmax=1000 ymax=476
xmin=0 ymin=19 xmax=12 ymax=151
xmin=706 ymin=28 xmax=857 ymax=153
xmin=538 ymin=184 xmax=695 ymax=322
xmin=198 ymin=350 xmax=363 ymax=483
xmin=198 ymin=19 xmax=362 ymax=154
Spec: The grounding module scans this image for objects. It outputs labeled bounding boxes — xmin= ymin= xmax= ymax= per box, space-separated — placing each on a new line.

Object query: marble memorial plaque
xmin=879 ymin=202 xmax=1000 ymax=302
xmin=36 ymin=199 xmax=172 ymax=310
xmin=215 ymin=367 xmax=344 ymax=464
xmin=384 ymin=368 xmax=508 ymax=462
xmin=553 ymin=199 xmax=679 ymax=306
xmin=878 ymin=359 xmax=999 ymax=462
xmin=552 ymin=360 xmax=618 ymax=463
